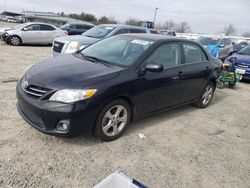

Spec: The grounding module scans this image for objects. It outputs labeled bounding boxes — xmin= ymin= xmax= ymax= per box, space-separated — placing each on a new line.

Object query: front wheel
xmin=9 ymin=36 xmax=21 ymax=46
xmin=195 ymin=82 xmax=215 ymax=108
xmin=94 ymin=99 xmax=131 ymax=141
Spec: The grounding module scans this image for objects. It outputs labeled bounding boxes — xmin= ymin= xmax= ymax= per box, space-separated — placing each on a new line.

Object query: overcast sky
xmin=1 ymin=0 xmax=250 ymax=35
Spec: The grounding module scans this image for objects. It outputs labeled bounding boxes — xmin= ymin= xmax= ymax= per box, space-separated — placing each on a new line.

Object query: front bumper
xmin=16 ymin=82 xmax=98 ymax=137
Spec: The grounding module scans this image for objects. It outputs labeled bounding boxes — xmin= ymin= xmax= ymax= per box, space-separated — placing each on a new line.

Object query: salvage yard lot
xmin=0 ymin=41 xmax=249 ymax=188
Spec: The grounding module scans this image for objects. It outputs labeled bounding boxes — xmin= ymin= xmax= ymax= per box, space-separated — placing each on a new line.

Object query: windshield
xmin=197 ymin=37 xmax=220 ymax=45
xmin=80 ymin=35 xmax=154 ymax=67
xmin=13 ymin=23 xmax=28 ymax=29
xmin=238 ymin=46 xmax=250 ymax=55
xmin=60 ymin=24 xmax=69 ymax=30
xmin=82 ymin=26 xmax=115 ymax=39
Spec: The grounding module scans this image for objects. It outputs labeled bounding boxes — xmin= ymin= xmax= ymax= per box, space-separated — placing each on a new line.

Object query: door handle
xmin=173 ymin=71 xmax=183 ymax=80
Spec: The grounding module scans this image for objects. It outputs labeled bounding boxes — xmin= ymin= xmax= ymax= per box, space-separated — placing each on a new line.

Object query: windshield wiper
xmin=237 ymin=52 xmax=245 ymax=55
xmin=84 ymin=55 xmax=111 ymax=67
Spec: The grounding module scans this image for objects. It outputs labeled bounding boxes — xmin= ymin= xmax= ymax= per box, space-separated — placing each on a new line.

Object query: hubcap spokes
xmin=11 ymin=37 xmax=19 ymax=45
xmin=202 ymin=86 xmax=213 ymax=105
xmin=102 ymin=105 xmax=128 ymax=137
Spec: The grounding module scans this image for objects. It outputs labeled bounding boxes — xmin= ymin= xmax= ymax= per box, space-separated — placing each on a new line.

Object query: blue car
xmin=226 ymin=45 xmax=250 ymax=80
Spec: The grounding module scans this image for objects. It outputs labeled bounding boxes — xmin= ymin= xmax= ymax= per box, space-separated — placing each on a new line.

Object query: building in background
xmin=0 ymin=11 xmax=93 ymax=26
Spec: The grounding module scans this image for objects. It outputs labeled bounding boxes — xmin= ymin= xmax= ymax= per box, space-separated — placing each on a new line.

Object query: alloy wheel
xmin=10 ymin=36 xmax=20 ymax=46
xmin=102 ymin=105 xmax=128 ymax=137
xmin=201 ymin=85 xmax=213 ymax=105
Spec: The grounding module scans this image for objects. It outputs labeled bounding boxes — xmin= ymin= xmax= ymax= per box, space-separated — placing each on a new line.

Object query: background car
xmin=3 ymin=22 xmax=67 ymax=46
xmin=197 ymin=36 xmax=233 ymax=60
xmin=233 ymin=41 xmax=249 ymax=53
xmin=17 ymin=34 xmax=220 ymax=141
xmin=226 ymin=45 xmax=250 ymax=80
xmin=60 ymin=22 xmax=94 ymax=35
xmin=52 ymin=24 xmax=158 ymax=56
xmin=158 ymin=30 xmax=176 ymax=36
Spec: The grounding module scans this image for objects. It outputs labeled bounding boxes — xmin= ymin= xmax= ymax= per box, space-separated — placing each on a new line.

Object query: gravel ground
xmin=0 ymin=22 xmax=250 ymax=187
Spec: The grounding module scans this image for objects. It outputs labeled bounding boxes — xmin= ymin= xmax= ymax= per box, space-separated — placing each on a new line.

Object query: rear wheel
xmin=94 ymin=99 xmax=131 ymax=141
xmin=195 ymin=82 xmax=215 ymax=108
xmin=9 ymin=36 xmax=21 ymax=46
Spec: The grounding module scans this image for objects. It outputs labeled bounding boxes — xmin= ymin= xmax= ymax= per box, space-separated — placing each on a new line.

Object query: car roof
xmin=120 ymin=33 xmax=194 ymax=43
xmin=97 ymin=24 xmax=150 ymax=30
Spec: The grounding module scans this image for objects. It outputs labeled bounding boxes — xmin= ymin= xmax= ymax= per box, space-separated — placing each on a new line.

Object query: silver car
xmin=52 ymin=24 xmax=157 ymax=56
xmin=197 ymin=36 xmax=233 ymax=60
xmin=4 ymin=22 xmax=67 ymax=46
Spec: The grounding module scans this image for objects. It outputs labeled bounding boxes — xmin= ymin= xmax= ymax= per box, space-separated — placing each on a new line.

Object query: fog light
xmin=56 ymin=120 xmax=70 ymax=131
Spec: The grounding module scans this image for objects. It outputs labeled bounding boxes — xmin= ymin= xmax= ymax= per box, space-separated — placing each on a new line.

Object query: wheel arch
xmin=92 ymin=95 xmax=136 ymax=133
xmin=9 ymin=35 xmax=22 ymax=44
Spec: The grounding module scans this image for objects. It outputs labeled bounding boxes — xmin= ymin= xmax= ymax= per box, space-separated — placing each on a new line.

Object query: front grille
xmin=53 ymin=41 xmax=64 ymax=53
xmin=23 ymin=84 xmax=51 ymax=99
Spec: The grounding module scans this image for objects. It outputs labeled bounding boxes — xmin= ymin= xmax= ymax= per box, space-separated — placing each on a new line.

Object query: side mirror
xmin=144 ymin=63 xmax=163 ymax=73
xmin=22 ymin=28 xmax=28 ymax=31
xmin=220 ymin=44 xmax=225 ymax=48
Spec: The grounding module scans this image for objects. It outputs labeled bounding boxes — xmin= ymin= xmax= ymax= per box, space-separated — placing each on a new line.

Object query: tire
xmin=94 ymin=99 xmax=131 ymax=141
xmin=195 ymin=82 xmax=215 ymax=108
xmin=9 ymin=36 xmax=21 ymax=46
xmin=228 ymin=82 xmax=235 ymax=89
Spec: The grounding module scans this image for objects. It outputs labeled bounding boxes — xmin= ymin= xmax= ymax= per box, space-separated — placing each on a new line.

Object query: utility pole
xmin=153 ymin=7 xmax=158 ymax=28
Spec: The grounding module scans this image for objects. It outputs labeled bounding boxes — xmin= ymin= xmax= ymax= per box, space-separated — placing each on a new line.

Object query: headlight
xmin=65 ymin=41 xmax=80 ymax=53
xmin=49 ymin=89 xmax=97 ymax=103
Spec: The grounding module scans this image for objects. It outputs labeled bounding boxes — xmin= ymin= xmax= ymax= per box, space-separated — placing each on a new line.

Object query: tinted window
xmin=145 ymin=43 xmax=181 ymax=68
xmin=150 ymin=30 xmax=158 ymax=34
xmin=25 ymin=24 xmax=40 ymax=31
xmin=183 ymin=43 xmax=207 ymax=64
xmin=238 ymin=46 xmax=250 ymax=55
xmin=76 ymin=25 xmax=93 ymax=29
xmin=114 ymin=28 xmax=130 ymax=35
xmin=40 ymin=24 xmax=55 ymax=31
xmin=130 ymin=29 xmax=147 ymax=33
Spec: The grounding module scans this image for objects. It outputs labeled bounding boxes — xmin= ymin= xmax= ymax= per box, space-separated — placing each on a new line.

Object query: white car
xmin=4 ymin=22 xmax=67 ymax=46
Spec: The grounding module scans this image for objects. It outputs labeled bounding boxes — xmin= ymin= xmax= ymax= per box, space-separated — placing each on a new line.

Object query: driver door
xmin=134 ymin=42 xmax=185 ymax=115
xmin=21 ymin=24 xmax=42 ymax=43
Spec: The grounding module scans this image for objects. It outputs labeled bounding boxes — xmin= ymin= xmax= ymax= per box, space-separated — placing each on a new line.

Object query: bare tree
xmin=175 ymin=22 xmax=191 ymax=33
xmin=98 ymin=16 xmax=117 ymax=24
xmin=241 ymin=32 xmax=250 ymax=37
xmin=125 ymin=18 xmax=141 ymax=26
xmin=223 ymin=24 xmax=236 ymax=36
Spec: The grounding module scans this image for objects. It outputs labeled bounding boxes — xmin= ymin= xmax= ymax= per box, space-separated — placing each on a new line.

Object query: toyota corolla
xmin=17 ymin=34 xmax=220 ymax=141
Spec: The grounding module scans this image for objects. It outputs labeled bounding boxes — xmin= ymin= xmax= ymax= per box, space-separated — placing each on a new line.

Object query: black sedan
xmin=17 ymin=34 xmax=220 ymax=141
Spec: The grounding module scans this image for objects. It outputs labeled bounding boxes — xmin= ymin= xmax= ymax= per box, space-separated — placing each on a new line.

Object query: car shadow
xmin=58 ymin=91 xmax=229 ymax=146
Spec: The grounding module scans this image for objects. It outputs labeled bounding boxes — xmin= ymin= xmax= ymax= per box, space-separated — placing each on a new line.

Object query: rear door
xmin=180 ymin=42 xmax=211 ymax=102
xmin=39 ymin=24 xmax=56 ymax=43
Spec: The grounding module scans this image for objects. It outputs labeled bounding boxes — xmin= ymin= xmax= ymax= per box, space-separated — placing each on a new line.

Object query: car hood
xmin=230 ymin=53 xmax=250 ymax=65
xmin=55 ymin=35 xmax=100 ymax=45
xmin=25 ymin=54 xmax=122 ymax=89
xmin=0 ymin=27 xmax=12 ymax=31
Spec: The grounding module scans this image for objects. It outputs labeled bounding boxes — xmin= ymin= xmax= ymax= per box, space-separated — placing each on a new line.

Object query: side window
xmin=227 ymin=39 xmax=232 ymax=46
xmin=150 ymin=30 xmax=158 ymax=34
xmin=40 ymin=24 xmax=55 ymax=31
xmin=69 ymin=24 xmax=76 ymax=29
xmin=130 ymin=29 xmax=147 ymax=33
xmin=183 ymin=43 xmax=207 ymax=64
xmin=145 ymin=43 xmax=181 ymax=68
xmin=114 ymin=28 xmax=130 ymax=35
xmin=25 ymin=24 xmax=40 ymax=31
xmin=220 ymin=39 xmax=226 ymax=46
